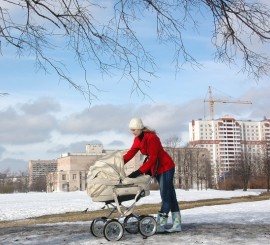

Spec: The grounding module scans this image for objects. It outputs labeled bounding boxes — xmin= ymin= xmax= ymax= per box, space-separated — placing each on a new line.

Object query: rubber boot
xmin=166 ymin=211 xmax=181 ymax=232
xmin=156 ymin=212 xmax=168 ymax=233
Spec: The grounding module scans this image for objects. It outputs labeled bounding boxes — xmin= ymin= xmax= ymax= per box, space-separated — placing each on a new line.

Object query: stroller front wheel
xmin=138 ymin=215 xmax=157 ymax=237
xmin=103 ymin=219 xmax=124 ymax=241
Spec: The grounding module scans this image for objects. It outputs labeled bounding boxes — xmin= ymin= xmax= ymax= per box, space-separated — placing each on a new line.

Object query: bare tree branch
xmin=1 ymin=0 xmax=270 ymax=101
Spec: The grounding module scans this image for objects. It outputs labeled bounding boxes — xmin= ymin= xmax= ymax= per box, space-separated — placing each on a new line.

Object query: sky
xmin=0 ymin=189 xmax=269 ymax=244
xmin=1 ymin=1 xmax=270 ymax=173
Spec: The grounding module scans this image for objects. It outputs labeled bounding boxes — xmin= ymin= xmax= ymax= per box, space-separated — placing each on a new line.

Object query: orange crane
xmin=204 ymin=86 xmax=252 ymax=120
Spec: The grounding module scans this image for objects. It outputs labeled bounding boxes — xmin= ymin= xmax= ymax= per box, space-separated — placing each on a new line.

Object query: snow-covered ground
xmin=1 ymin=189 xmax=270 ymax=245
xmin=0 ymin=189 xmax=264 ymax=221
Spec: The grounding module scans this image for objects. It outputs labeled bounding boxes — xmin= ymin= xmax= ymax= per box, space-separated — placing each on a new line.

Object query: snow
xmin=0 ymin=189 xmax=264 ymax=221
xmin=1 ymin=189 xmax=270 ymax=244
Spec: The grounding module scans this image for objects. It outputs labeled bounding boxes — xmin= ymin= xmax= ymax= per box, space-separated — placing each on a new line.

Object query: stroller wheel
xmin=138 ymin=215 xmax=157 ymax=237
xmin=103 ymin=219 xmax=124 ymax=241
xmin=124 ymin=214 xmax=139 ymax=234
xmin=90 ymin=217 xmax=107 ymax=238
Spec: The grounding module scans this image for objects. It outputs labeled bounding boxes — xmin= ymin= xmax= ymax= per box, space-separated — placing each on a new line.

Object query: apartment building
xmin=28 ymin=159 xmax=57 ymax=190
xmin=189 ymin=116 xmax=270 ymax=186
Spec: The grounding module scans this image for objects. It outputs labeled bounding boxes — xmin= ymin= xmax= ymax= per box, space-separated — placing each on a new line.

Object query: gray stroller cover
xmin=87 ymin=151 xmax=151 ymax=202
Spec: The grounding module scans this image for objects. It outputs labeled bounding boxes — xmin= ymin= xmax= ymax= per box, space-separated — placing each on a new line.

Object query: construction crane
xmin=204 ymin=86 xmax=252 ymax=120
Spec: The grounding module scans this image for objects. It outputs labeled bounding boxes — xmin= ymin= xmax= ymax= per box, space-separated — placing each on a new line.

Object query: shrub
xmin=218 ymin=179 xmax=242 ymax=190
xmin=249 ymin=176 xmax=267 ymax=189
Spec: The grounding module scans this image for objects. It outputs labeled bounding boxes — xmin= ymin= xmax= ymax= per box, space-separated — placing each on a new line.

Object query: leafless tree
xmin=0 ymin=168 xmax=12 ymax=193
xmin=234 ymin=146 xmax=254 ymax=191
xmin=164 ymin=140 xmax=212 ymax=190
xmin=192 ymin=148 xmax=210 ymax=190
xmin=163 ymin=136 xmax=182 ymax=187
xmin=163 ymin=136 xmax=181 ymax=158
xmin=0 ymin=169 xmax=29 ymax=193
xmin=46 ymin=172 xmax=58 ymax=192
xmin=14 ymin=170 xmax=29 ymax=192
xmin=163 ymin=136 xmax=181 ymax=147
xmin=248 ymin=147 xmax=270 ymax=191
xmin=264 ymin=157 xmax=270 ymax=192
xmin=1 ymin=1 xmax=270 ymax=100
xmin=193 ymin=148 xmax=201 ymax=190
xmin=260 ymin=145 xmax=270 ymax=192
xmin=30 ymin=175 xmax=47 ymax=192
xmin=182 ymin=146 xmax=193 ymax=190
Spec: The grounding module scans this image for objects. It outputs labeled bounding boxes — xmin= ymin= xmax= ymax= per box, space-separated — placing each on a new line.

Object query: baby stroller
xmin=87 ymin=151 xmax=157 ymax=241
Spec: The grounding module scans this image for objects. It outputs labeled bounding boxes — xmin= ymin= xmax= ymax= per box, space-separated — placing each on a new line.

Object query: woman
xmin=123 ymin=117 xmax=181 ymax=233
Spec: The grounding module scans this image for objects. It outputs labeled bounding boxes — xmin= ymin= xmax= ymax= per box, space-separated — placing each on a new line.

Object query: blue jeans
xmin=156 ymin=167 xmax=180 ymax=214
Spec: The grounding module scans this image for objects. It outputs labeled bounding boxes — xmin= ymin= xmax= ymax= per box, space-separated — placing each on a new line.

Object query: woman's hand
xmin=127 ymin=170 xmax=142 ymax=178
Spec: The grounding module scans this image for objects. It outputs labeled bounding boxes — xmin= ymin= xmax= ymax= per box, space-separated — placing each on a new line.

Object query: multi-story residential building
xmin=189 ymin=116 xmax=270 ymax=186
xmin=28 ymin=159 xmax=57 ymax=190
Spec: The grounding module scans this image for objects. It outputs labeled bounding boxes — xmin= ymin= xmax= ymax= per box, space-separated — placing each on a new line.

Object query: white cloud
xmin=1 ymin=1 xmax=270 ymax=173
xmin=0 ymin=107 xmax=57 ymax=144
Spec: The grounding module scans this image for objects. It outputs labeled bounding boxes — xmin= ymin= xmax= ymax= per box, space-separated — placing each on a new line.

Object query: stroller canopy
xmin=87 ymin=151 xmax=127 ymax=200
xmin=87 ymin=150 xmax=151 ymax=202
xmin=87 ymin=150 xmax=126 ymax=183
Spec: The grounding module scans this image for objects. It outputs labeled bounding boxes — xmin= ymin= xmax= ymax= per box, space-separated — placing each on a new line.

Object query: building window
xmin=62 ymin=174 xmax=66 ymax=181
xmin=72 ymin=174 xmax=76 ymax=180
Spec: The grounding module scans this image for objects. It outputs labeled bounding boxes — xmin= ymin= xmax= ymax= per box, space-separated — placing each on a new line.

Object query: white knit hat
xmin=129 ymin=117 xmax=144 ymax=129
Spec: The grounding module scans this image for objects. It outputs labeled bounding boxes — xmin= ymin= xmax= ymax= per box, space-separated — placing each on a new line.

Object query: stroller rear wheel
xmin=138 ymin=215 xmax=157 ymax=237
xmin=103 ymin=219 xmax=124 ymax=241
xmin=124 ymin=214 xmax=139 ymax=234
xmin=90 ymin=217 xmax=107 ymax=238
